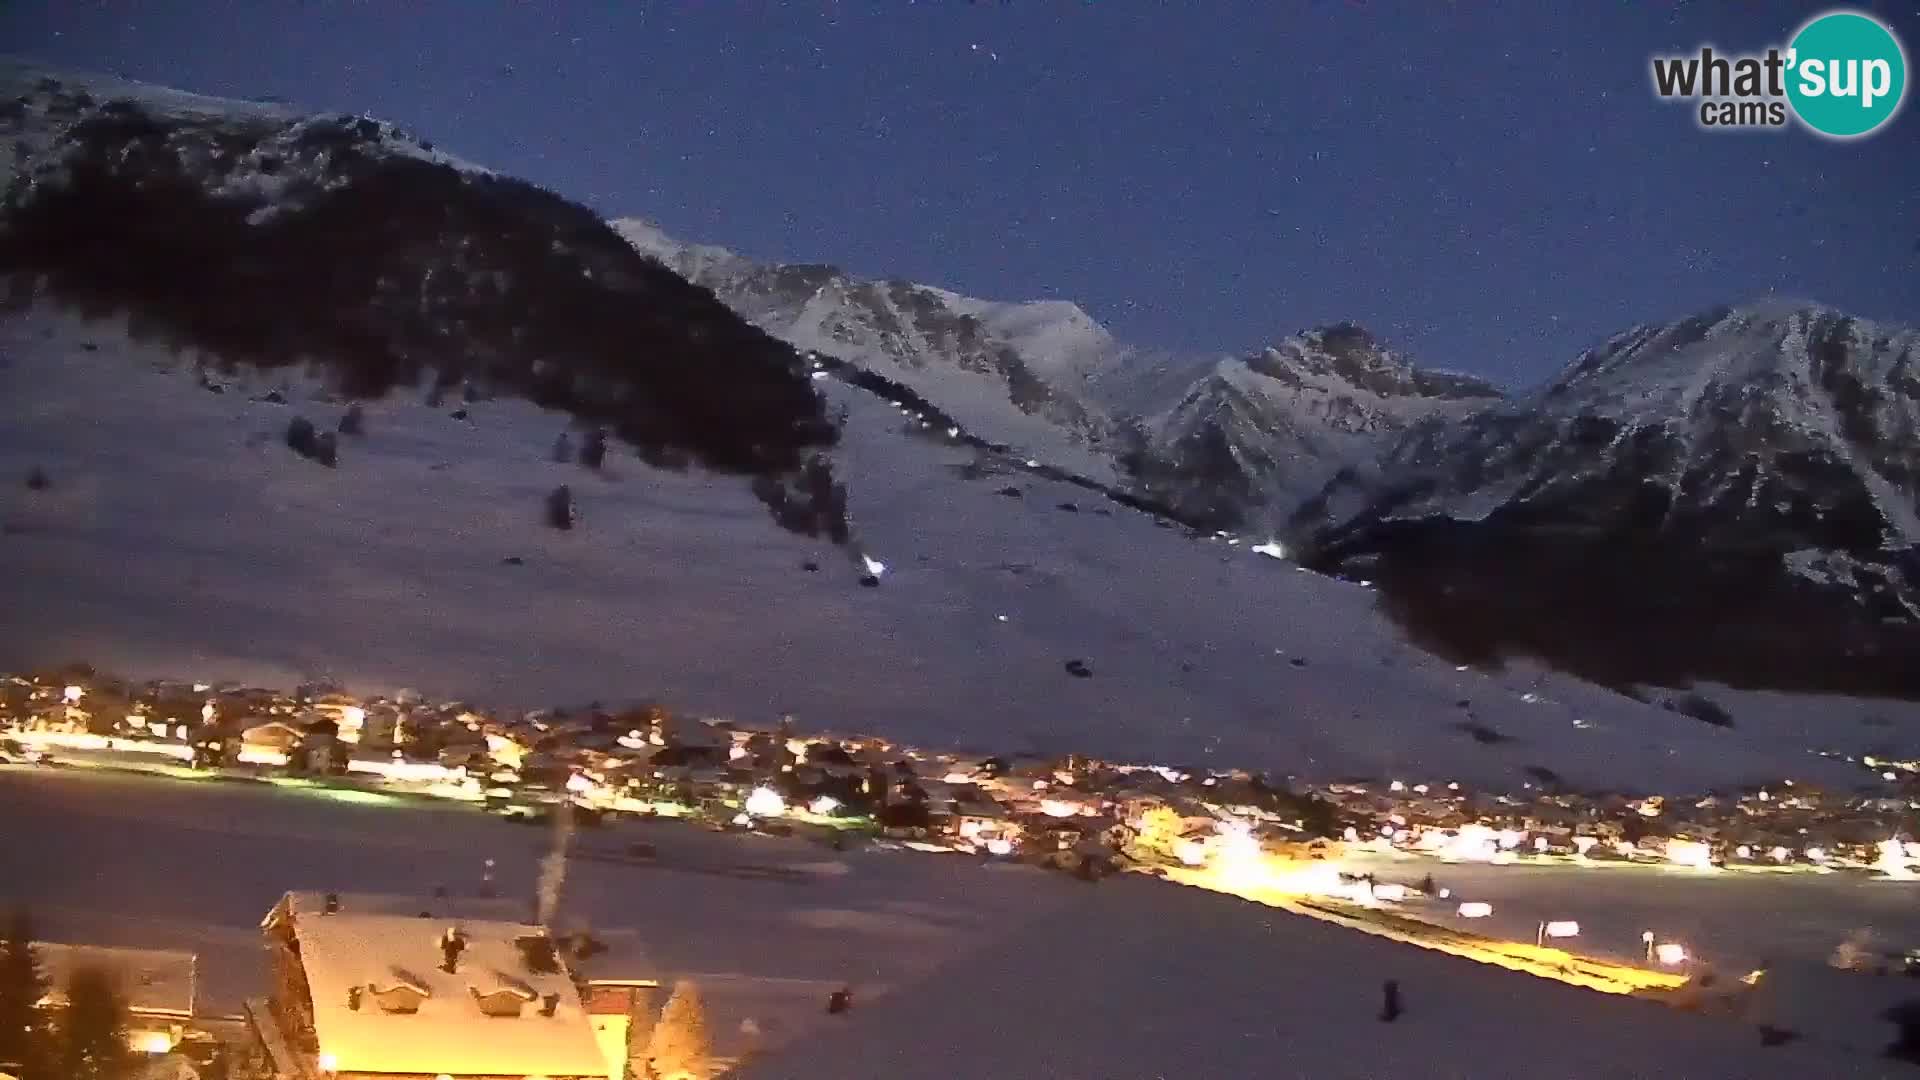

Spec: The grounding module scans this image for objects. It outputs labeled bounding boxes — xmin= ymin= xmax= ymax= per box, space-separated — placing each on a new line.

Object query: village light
xmin=1665 ymin=839 xmax=1714 ymax=870
xmin=985 ymin=837 xmax=1014 ymax=856
xmin=860 ymin=555 xmax=886 ymax=578
xmin=1456 ymin=901 xmax=1493 ymax=919
xmin=1876 ymin=838 xmax=1914 ymax=879
xmin=1805 ymin=846 xmax=1828 ymax=863
xmin=1654 ymin=942 xmax=1689 ymax=966
xmin=745 ymin=787 xmax=786 ymax=818
xmin=130 ymin=1029 xmax=172 ymax=1054
xmin=1039 ymin=799 xmax=1079 ymax=818
xmin=63 ymin=685 xmax=83 ymax=704
xmin=809 ymin=795 xmax=840 ymax=816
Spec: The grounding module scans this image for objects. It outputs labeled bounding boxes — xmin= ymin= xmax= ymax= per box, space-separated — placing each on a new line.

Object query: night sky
xmin=6 ymin=1 xmax=1916 ymax=385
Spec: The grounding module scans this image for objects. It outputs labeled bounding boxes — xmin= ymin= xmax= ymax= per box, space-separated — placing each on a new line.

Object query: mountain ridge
xmin=1303 ymin=298 xmax=1920 ymax=697
xmin=617 ymin=216 xmax=1513 ymax=535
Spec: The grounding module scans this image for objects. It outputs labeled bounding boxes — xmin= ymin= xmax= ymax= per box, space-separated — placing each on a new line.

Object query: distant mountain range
xmin=617 ymin=218 xmax=1509 ymax=535
xmin=623 ymin=222 xmax=1920 ymax=698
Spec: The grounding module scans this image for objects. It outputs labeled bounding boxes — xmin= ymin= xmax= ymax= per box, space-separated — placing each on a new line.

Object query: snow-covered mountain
xmin=1305 ymin=300 xmax=1920 ymax=697
xmin=614 ymin=218 xmax=1123 ymax=483
xmin=0 ymin=60 xmax=853 ymax=545
xmin=5 ymin=63 xmax=1919 ymax=794
xmin=1126 ymin=324 xmax=1504 ymax=533
xmin=616 ymin=220 xmax=1506 ymax=533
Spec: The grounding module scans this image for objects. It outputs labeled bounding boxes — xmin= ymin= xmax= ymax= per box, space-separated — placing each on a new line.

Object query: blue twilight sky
xmin=5 ymin=1 xmax=1917 ymax=385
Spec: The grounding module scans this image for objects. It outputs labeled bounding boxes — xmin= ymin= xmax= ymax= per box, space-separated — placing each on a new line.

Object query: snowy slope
xmin=2 ymin=307 xmax=1908 ymax=796
xmin=0 ymin=61 xmax=852 ymax=547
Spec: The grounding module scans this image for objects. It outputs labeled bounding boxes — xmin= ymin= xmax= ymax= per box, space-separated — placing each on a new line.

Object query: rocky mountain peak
xmin=1303 ymin=298 xmax=1920 ymax=699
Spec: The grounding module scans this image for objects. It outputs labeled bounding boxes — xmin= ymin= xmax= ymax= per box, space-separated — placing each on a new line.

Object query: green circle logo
xmin=1786 ymin=10 xmax=1907 ymax=138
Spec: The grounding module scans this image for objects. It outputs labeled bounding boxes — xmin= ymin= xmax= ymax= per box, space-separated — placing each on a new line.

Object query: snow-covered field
xmin=3 ymin=309 xmax=1918 ymax=794
xmin=1340 ymin=849 xmax=1920 ymax=1058
xmin=2 ymin=768 xmax=1903 ymax=1078
xmin=0 ymin=767 xmax=1088 ymax=1059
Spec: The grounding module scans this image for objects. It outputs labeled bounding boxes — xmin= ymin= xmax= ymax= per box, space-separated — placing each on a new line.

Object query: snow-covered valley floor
xmin=5 ymin=309 xmax=1919 ymax=796
xmin=2 ymin=768 xmax=1904 ymax=1078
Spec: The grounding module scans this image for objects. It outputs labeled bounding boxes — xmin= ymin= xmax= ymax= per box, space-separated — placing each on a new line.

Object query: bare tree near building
xmin=1379 ymin=979 xmax=1402 ymax=1023
xmin=646 ymin=979 xmax=712 ymax=1080
xmin=0 ymin=908 xmax=50 ymax=1079
xmin=579 ymin=429 xmax=607 ymax=470
xmin=56 ymin=966 xmax=130 ymax=1080
xmin=547 ymin=484 xmax=574 ymax=530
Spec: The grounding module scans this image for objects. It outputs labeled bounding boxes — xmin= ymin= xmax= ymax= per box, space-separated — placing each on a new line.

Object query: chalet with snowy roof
xmin=254 ymin=891 xmax=656 ymax=1080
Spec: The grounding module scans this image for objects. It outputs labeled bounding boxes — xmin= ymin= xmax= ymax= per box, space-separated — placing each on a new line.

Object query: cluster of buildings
xmin=20 ymin=891 xmax=664 ymax=1080
xmin=4 ymin=666 xmax=1919 ymax=884
xmin=9 ymin=666 xmax=1920 ymax=1077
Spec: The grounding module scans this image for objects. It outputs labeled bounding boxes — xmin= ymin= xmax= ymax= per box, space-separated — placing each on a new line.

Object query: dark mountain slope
xmin=0 ymin=71 xmax=844 ymax=535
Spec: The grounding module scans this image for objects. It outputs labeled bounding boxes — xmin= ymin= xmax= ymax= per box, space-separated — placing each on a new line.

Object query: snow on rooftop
xmin=271 ymin=893 xmax=610 ymax=1078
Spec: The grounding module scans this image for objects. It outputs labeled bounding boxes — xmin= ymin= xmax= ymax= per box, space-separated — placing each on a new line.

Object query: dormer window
xmin=367 ymin=970 xmax=431 ymax=1014
xmin=469 ymin=982 xmax=537 ymax=1018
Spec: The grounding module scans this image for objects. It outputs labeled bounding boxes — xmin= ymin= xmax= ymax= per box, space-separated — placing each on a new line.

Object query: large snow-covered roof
xmin=738 ymin=877 xmax=1884 ymax=1079
xmin=269 ymin=892 xmax=611 ymax=1078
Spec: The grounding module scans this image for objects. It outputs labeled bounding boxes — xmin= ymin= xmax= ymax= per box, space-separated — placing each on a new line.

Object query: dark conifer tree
xmin=546 ymin=484 xmax=574 ymax=530
xmin=57 ymin=967 xmax=129 ymax=1080
xmin=0 ymin=909 xmax=50 ymax=1080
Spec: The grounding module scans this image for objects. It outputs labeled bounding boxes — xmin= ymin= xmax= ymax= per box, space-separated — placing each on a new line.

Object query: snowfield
xmin=3 ymin=309 xmax=1917 ymax=795
xmin=738 ymin=874 xmax=1892 ymax=1079
xmin=2 ymin=769 xmax=1901 ymax=1079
